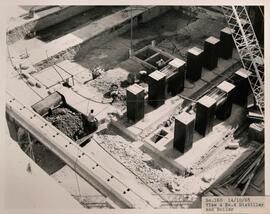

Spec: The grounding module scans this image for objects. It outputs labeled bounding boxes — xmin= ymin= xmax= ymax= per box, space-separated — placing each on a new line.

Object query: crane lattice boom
xmin=222 ymin=6 xmax=264 ymax=117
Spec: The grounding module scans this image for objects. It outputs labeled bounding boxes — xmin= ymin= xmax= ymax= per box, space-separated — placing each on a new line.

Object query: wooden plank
xmin=210 ymin=188 xmax=223 ymax=196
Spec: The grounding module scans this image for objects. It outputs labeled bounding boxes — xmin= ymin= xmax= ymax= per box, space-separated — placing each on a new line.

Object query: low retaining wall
xmin=7 ymin=6 xmax=93 ymax=44
xmin=109 ymin=119 xmax=138 ymax=142
xmin=142 ymin=142 xmax=186 ymax=175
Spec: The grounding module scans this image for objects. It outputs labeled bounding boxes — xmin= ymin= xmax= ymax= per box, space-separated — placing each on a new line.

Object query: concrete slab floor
xmin=127 ymin=96 xmax=182 ymax=137
xmin=147 ymin=104 xmax=248 ymax=169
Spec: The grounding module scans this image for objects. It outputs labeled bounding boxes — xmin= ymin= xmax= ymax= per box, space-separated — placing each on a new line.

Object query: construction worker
xmin=156 ymin=59 xmax=165 ymax=69
xmin=110 ymin=84 xmax=119 ymax=104
xmin=28 ymin=9 xmax=35 ymax=18
xmin=139 ymin=70 xmax=147 ymax=81
xmin=87 ymin=109 xmax=98 ymax=131
xmin=17 ymin=127 xmax=28 ymax=150
xmin=88 ymin=109 xmax=95 ymax=122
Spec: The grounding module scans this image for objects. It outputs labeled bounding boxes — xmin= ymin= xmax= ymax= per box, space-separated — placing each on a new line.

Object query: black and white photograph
xmin=2 ymin=2 xmax=267 ymax=212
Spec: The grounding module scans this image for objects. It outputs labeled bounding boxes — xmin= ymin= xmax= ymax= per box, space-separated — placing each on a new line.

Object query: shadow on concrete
xmin=36 ymin=6 xmax=126 ymax=43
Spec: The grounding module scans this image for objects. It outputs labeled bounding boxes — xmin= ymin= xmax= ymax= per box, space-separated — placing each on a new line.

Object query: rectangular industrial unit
xmin=219 ymin=27 xmax=234 ymax=59
xmin=126 ymin=84 xmax=145 ymax=122
xmin=203 ymin=36 xmax=220 ymax=70
xmin=148 ymin=70 xmax=166 ymax=108
xmin=215 ymin=81 xmax=235 ymax=120
xmin=173 ymin=112 xmax=195 ymax=153
xmin=231 ymin=68 xmax=252 ymax=105
xmin=162 ymin=58 xmax=186 ymax=96
xmin=186 ymin=47 xmax=204 ymax=81
xmin=195 ymin=95 xmax=216 ymax=136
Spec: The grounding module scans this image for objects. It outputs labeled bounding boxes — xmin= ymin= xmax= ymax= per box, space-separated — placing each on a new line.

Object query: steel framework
xmin=222 ymin=6 xmax=264 ymax=117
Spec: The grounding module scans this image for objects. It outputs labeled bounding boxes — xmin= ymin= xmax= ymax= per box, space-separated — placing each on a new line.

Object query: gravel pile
xmin=97 ymin=129 xmax=187 ymax=194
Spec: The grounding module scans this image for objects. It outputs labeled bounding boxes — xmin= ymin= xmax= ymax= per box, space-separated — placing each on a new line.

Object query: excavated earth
xmin=45 ymin=107 xmax=88 ymax=141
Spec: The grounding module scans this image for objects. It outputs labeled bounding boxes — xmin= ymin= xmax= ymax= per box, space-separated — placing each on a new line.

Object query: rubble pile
xmin=89 ymin=68 xmax=129 ymax=108
xmin=89 ymin=68 xmax=128 ymax=94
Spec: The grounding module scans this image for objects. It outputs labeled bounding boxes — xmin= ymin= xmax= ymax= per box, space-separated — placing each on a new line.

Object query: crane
xmin=221 ymin=6 xmax=264 ymax=118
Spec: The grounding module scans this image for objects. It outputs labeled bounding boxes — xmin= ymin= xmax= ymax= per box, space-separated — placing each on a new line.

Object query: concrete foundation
xmin=231 ymin=68 xmax=252 ymax=105
xmin=195 ymin=95 xmax=216 ymax=136
xmin=169 ymin=58 xmax=186 ymax=95
xmin=126 ymin=84 xmax=145 ymax=122
xmin=160 ymin=58 xmax=186 ymax=96
xmin=173 ymin=112 xmax=195 ymax=153
xmin=148 ymin=71 xmax=166 ymax=108
xmin=219 ymin=27 xmax=234 ymax=59
xmin=143 ymin=129 xmax=186 ymax=175
xmin=186 ymin=47 xmax=204 ymax=82
xmin=133 ymin=45 xmax=174 ymax=71
xmin=203 ymin=36 xmax=220 ymax=70
xmin=215 ymin=81 xmax=235 ymax=120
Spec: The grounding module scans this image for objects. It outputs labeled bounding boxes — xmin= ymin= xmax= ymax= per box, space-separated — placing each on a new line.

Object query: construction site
xmin=5 ymin=5 xmax=265 ymax=209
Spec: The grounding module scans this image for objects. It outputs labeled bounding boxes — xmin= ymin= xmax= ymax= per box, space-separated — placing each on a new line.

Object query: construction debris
xmin=204 ymin=144 xmax=264 ymax=196
xmin=201 ymin=174 xmax=213 ymax=183
xmin=226 ymin=142 xmax=239 ymax=150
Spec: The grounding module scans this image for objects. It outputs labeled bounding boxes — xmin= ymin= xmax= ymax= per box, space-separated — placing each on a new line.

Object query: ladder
xmin=221 ymin=6 xmax=264 ymax=117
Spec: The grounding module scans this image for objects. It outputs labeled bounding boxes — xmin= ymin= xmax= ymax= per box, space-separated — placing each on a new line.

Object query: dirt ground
xmin=74 ymin=9 xmax=226 ymax=110
xmin=74 ymin=9 xmax=194 ymax=70
xmin=74 ymin=8 xmax=225 ymax=70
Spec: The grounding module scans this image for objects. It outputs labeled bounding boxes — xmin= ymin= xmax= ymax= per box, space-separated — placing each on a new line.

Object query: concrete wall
xmin=109 ymin=120 xmax=138 ymax=142
xmin=142 ymin=142 xmax=186 ymax=175
xmin=7 ymin=6 xmax=93 ymax=44
xmin=139 ymin=6 xmax=171 ymax=23
xmin=34 ymin=6 xmax=94 ymax=31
